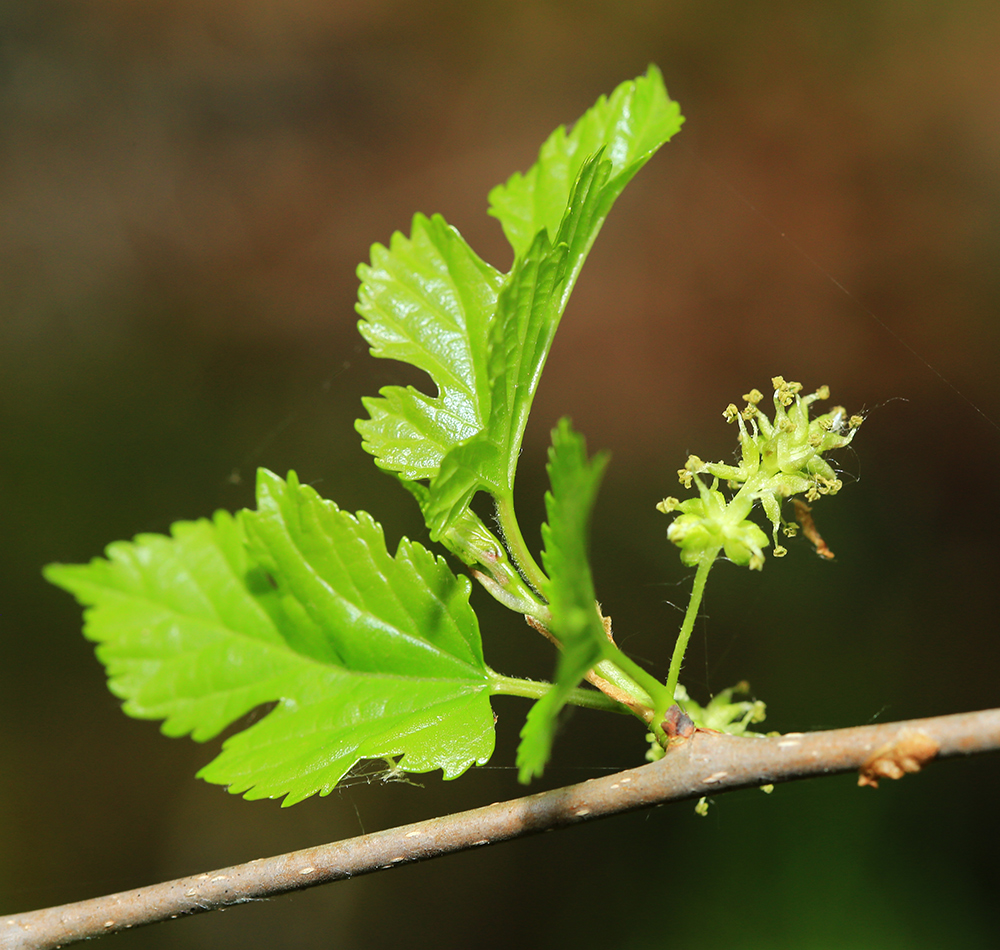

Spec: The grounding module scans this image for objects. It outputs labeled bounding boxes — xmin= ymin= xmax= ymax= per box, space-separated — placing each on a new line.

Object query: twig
xmin=4 ymin=708 xmax=999 ymax=950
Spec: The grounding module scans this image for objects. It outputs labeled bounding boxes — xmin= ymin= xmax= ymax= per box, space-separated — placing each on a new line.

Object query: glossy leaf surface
xmin=488 ymin=64 xmax=684 ymax=259
xmin=356 ymin=214 xmax=503 ymax=480
xmin=357 ymin=68 xmax=683 ymax=537
xmin=46 ymin=469 xmax=495 ymax=805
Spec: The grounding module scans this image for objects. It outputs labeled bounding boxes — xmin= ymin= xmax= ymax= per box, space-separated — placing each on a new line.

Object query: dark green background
xmin=2 ymin=2 xmax=998 ymax=947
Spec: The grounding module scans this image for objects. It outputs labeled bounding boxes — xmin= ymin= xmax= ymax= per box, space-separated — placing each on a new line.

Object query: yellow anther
xmin=741 ymin=404 xmax=758 ymax=420
xmin=742 ymin=389 xmax=764 ymax=405
xmin=677 ymin=469 xmax=693 ymax=489
xmin=771 ymin=376 xmax=801 ymax=407
xmin=850 ymin=415 xmax=864 ymax=428
xmin=656 ymin=497 xmax=680 ymax=513
xmin=815 ymin=385 xmax=830 ymax=400
xmin=773 ymin=545 xmax=788 ymax=557
xmin=723 ymin=404 xmax=739 ymax=423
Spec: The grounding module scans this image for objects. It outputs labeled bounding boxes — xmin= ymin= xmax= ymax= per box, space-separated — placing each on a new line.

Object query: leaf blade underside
xmin=516 ymin=419 xmax=611 ymax=782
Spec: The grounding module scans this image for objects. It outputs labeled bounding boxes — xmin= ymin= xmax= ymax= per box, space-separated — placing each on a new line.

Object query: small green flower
xmin=674 ymin=682 xmax=767 ymax=735
xmin=659 ymin=484 xmax=770 ymax=569
xmin=658 ymin=378 xmax=861 ymax=570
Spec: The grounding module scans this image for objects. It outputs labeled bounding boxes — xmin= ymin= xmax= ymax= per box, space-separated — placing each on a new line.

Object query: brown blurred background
xmin=3 ymin=1 xmax=1000 ymax=947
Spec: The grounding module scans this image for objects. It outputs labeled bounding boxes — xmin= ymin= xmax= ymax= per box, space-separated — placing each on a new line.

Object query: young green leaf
xmin=356 ymin=214 xmax=503 ymax=480
xmin=356 ymin=68 xmax=683 ymax=538
xmin=488 ymin=64 xmax=684 ymax=261
xmin=516 ymin=419 xmax=611 ymax=782
xmin=425 ymin=149 xmax=626 ymax=535
xmin=45 ymin=469 xmax=495 ymax=805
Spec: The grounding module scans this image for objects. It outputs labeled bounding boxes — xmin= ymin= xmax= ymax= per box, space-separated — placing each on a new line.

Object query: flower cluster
xmin=657 ymin=377 xmax=862 ymax=570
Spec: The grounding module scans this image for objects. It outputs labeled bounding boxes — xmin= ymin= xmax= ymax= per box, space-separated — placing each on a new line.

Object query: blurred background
xmin=3 ymin=1 xmax=999 ymax=947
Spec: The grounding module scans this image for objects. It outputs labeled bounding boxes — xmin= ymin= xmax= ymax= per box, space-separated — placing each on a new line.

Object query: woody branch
xmin=4 ymin=707 xmax=999 ymax=950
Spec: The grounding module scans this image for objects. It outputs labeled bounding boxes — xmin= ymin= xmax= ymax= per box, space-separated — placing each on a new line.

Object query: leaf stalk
xmin=495 ymin=493 xmax=548 ymax=593
xmin=488 ymin=671 xmax=629 ymax=714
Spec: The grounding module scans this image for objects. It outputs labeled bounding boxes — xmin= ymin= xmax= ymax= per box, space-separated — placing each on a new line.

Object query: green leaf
xmin=356 ymin=68 xmax=683 ymax=538
xmin=424 ymin=150 xmax=617 ymax=535
xmin=356 ymin=213 xmax=504 ymax=480
xmin=516 ymin=419 xmax=611 ymax=782
xmin=488 ymin=64 xmax=684 ymax=260
xmin=45 ymin=469 xmax=495 ymax=805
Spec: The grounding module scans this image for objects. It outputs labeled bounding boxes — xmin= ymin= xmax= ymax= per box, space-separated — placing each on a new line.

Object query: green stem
xmin=596 ymin=649 xmax=670 ymax=714
xmin=589 ymin=658 xmax=655 ymax=709
xmin=662 ymin=546 xmax=721 ymax=719
xmin=495 ymin=493 xmax=548 ymax=593
xmin=493 ymin=492 xmax=669 ymax=723
xmin=472 ymin=570 xmax=549 ymax=622
xmin=489 ymin=672 xmax=630 ymax=714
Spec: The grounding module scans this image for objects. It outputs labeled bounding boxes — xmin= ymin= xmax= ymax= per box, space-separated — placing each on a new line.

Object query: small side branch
xmin=4 ymin=708 xmax=999 ymax=950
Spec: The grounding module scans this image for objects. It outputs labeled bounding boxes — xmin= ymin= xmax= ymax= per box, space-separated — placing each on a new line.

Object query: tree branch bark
xmin=4 ymin=708 xmax=999 ymax=950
